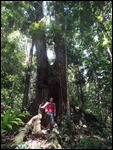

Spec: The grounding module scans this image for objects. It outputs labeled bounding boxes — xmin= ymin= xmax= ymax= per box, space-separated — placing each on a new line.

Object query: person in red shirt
xmin=39 ymin=97 xmax=56 ymax=132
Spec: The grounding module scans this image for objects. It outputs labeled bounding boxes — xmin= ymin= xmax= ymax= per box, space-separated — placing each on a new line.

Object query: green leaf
xmin=18 ymin=114 xmax=25 ymax=117
xmin=10 ymin=120 xmax=19 ymax=125
xmin=3 ymin=109 xmax=11 ymax=125
xmin=15 ymin=118 xmax=22 ymax=121
xmin=1 ymin=114 xmax=4 ymax=118
xmin=7 ymin=124 xmax=12 ymax=129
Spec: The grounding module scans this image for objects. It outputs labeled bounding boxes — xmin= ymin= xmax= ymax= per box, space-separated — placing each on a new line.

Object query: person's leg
xmin=50 ymin=112 xmax=54 ymax=125
xmin=47 ymin=112 xmax=54 ymax=132
xmin=50 ymin=112 xmax=55 ymax=131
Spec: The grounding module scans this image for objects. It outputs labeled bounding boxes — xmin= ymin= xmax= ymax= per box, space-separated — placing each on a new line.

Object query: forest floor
xmin=1 ymin=129 xmax=53 ymax=149
xmin=1 ymin=123 xmax=65 ymax=149
xmin=1 ymin=125 xmax=112 ymax=149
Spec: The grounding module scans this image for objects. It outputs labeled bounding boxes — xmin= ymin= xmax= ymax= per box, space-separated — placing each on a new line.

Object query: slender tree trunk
xmin=94 ymin=79 xmax=103 ymax=123
xmin=22 ymin=40 xmax=35 ymax=111
xmin=77 ymin=65 xmax=84 ymax=109
xmin=106 ymin=47 xmax=112 ymax=65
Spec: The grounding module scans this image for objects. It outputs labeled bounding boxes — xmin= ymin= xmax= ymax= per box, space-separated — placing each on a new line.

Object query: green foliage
xmin=49 ymin=23 xmax=62 ymax=33
xmin=76 ymin=135 xmax=107 ymax=149
xmin=1 ymin=29 xmax=26 ymax=112
xmin=21 ymin=1 xmax=30 ymax=10
xmin=1 ymin=108 xmax=29 ymax=133
xmin=29 ymin=18 xmax=46 ymax=38
xmin=100 ymin=127 xmax=112 ymax=139
xmin=59 ymin=115 xmax=110 ymax=149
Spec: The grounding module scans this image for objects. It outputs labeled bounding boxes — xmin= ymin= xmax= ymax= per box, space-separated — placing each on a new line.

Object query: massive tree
xmin=30 ymin=1 xmax=68 ymax=120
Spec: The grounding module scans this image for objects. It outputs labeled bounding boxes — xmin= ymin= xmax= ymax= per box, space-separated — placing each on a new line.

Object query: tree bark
xmin=53 ymin=1 xmax=67 ymax=115
xmin=22 ymin=40 xmax=35 ymax=111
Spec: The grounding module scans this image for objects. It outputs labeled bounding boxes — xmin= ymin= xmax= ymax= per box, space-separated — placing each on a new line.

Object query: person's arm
xmin=39 ymin=102 xmax=48 ymax=109
xmin=54 ymin=103 xmax=56 ymax=116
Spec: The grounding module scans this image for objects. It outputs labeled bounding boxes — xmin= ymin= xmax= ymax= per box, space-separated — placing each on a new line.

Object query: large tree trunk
xmin=29 ymin=1 xmax=48 ymax=114
xmin=30 ymin=1 xmax=67 ymax=127
xmin=53 ymin=1 xmax=67 ymax=116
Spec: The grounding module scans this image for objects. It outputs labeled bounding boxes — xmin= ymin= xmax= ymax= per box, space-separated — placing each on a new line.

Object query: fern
xmin=1 ymin=108 xmax=29 ymax=132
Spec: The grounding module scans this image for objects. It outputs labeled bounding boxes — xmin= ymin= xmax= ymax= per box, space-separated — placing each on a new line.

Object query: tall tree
xmin=30 ymin=1 xmax=68 ymax=117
